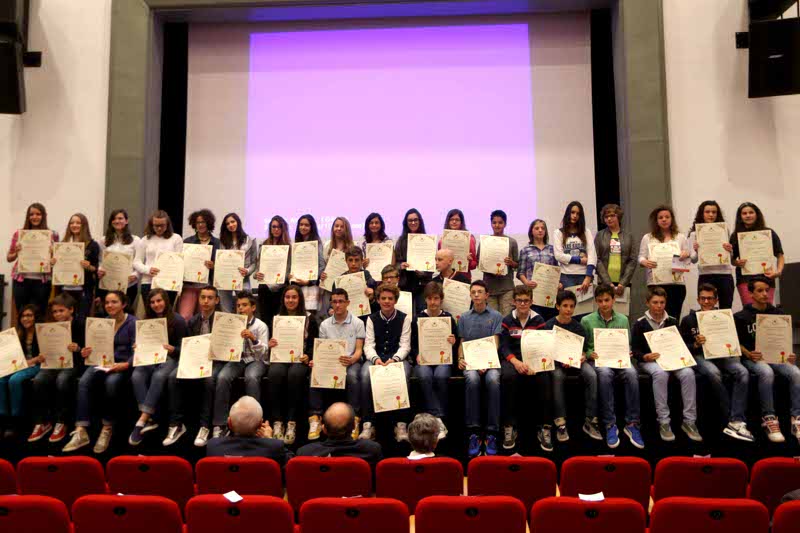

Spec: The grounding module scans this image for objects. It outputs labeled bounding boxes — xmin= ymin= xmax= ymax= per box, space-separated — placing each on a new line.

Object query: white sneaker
xmin=194 ymin=426 xmax=210 ymax=447
xmin=359 ymin=422 xmax=375 ymax=440
xmin=723 ymin=421 xmax=755 ymax=443
xmin=284 ymin=421 xmax=297 ymax=445
xmin=273 ymin=421 xmax=285 ymax=440
xmin=162 ymin=424 xmax=187 ymax=446
xmin=437 ymin=418 xmax=448 ymax=441
xmin=93 ymin=426 xmax=113 ymax=454
xmin=212 ymin=426 xmax=227 ymax=440
xmin=763 ymin=415 xmax=786 ymax=443
xmin=62 ymin=428 xmax=90 ymax=453
xmin=308 ymin=416 xmax=322 ymax=441
xmin=792 ymin=417 xmax=800 ymax=443
xmin=394 ymin=422 xmax=409 ymax=442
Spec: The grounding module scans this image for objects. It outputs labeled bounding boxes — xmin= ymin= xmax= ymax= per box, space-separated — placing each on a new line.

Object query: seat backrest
xmin=375 ymin=457 xmax=463 ymax=513
xmin=0 ymin=495 xmax=71 ymax=533
xmin=467 ymin=456 xmax=557 ymax=512
xmin=530 ymin=497 xmax=646 ymax=533
xmin=72 ymin=494 xmax=183 ymax=533
xmin=285 ymin=457 xmax=372 ymax=511
xmin=195 ymin=457 xmax=282 ymax=497
xmin=300 ymin=497 xmax=409 ymax=533
xmin=415 ymin=495 xmax=527 ymax=533
xmin=649 ymin=497 xmax=769 ymax=533
xmin=748 ymin=457 xmax=800 ymax=516
xmin=106 ymin=456 xmax=194 ymax=511
xmin=0 ymin=459 xmax=16 ymax=495
xmin=185 ymin=494 xmax=294 ymax=533
xmin=772 ymin=500 xmax=800 ymax=533
xmin=17 ymin=456 xmax=107 ymax=510
xmin=559 ymin=456 xmax=651 ymax=512
xmin=653 ymin=457 xmax=748 ymax=501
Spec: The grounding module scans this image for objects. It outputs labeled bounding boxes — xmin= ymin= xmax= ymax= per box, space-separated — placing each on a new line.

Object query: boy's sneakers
xmin=394 ymin=422 xmax=409 ymax=442
xmin=93 ymin=426 xmax=113 ymax=454
xmin=272 ymin=421 xmax=285 ymax=441
xmin=62 ymin=428 xmax=91 ymax=453
xmin=792 ymin=417 xmax=800 ymax=443
xmin=49 ymin=423 xmax=67 ymax=443
xmin=351 ymin=416 xmax=361 ymax=440
xmin=358 ymin=422 xmax=376 ymax=441
xmin=538 ymin=425 xmax=553 ymax=452
xmin=467 ymin=434 xmax=482 ymax=458
xmin=28 ymin=423 xmax=53 ymax=443
xmin=624 ymin=423 xmax=645 ymax=449
xmin=162 ymin=424 xmax=187 ymax=446
xmin=762 ymin=415 xmax=785 ymax=443
xmin=128 ymin=424 xmax=145 ymax=446
xmin=556 ymin=423 xmax=569 ymax=443
xmin=140 ymin=420 xmax=159 ymax=434
xmin=723 ymin=421 xmax=754 ymax=442
xmin=606 ymin=424 xmax=620 ymax=449
xmin=502 ymin=425 xmax=518 ymax=449
xmin=659 ymin=423 xmax=676 ymax=442
xmin=583 ymin=417 xmax=603 ymax=441
xmin=284 ymin=421 xmax=297 ymax=445
xmin=681 ymin=421 xmax=703 ymax=442
xmin=308 ymin=416 xmax=321 ymax=441
xmin=194 ymin=427 xmax=210 ymax=447
xmin=211 ymin=426 xmax=228 ymax=440
xmin=485 ymin=435 xmax=498 ymax=456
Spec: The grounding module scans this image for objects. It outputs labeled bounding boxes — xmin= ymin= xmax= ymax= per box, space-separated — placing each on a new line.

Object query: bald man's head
xmin=322 ymin=402 xmax=355 ymax=440
xmin=435 ymin=249 xmax=454 ymax=273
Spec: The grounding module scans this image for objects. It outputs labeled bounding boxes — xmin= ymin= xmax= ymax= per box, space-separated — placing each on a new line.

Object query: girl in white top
xmin=320 ymin=217 xmax=354 ymax=317
xmin=134 ymin=210 xmax=184 ymax=305
xmin=553 ymin=201 xmax=597 ymax=295
xmin=686 ymin=200 xmax=735 ymax=309
xmin=218 ymin=212 xmax=257 ymax=312
xmin=98 ymin=208 xmax=141 ymax=311
xmin=638 ymin=204 xmax=691 ymax=320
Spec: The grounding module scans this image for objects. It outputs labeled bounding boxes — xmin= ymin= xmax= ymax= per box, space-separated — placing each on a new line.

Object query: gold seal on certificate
xmin=321 ymin=249 xmax=347 ymax=292
xmin=0 ymin=328 xmax=26 ymax=378
xmin=99 ymin=251 xmax=133 ymax=291
xmin=311 ymin=339 xmax=347 ymax=389
xmin=152 ymin=251 xmax=185 ymax=293
xmin=697 ymin=309 xmax=741 ymax=359
xmin=478 ymin=235 xmax=509 ymax=276
xmin=85 ymin=318 xmax=116 ymax=368
xmin=552 ymin=326 xmax=584 ymax=368
xmin=177 ymin=334 xmax=212 ymax=379
xmin=442 ymin=278 xmax=471 ymax=322
xmin=755 ymin=314 xmax=792 ymax=364
xmin=36 ymin=322 xmax=73 ymax=369
xmin=365 ymin=241 xmax=393 ymax=280
xmin=214 ymin=249 xmax=245 ymax=291
xmin=407 ymin=234 xmax=437 ymax=272
xmin=210 ymin=312 xmax=248 ymax=361
xmin=259 ymin=245 xmax=289 ymax=285
xmin=52 ymin=242 xmax=85 ymax=286
xmin=644 ymin=325 xmax=696 ymax=371
xmin=17 ymin=229 xmax=52 ymax=274
xmin=271 ymin=315 xmax=306 ymax=363
xmin=441 ymin=230 xmax=471 ymax=272
xmin=521 ymin=329 xmax=555 ymax=373
xmin=369 ymin=362 xmax=410 ymax=413
xmin=531 ymin=263 xmax=560 ymax=308
xmin=738 ymin=230 xmax=774 ymax=275
xmin=417 ymin=317 xmax=452 ymax=365
xmin=134 ymin=318 xmax=169 ymax=367
xmin=182 ymin=244 xmax=212 ymax=284
xmin=462 ymin=336 xmax=501 ymax=371
xmin=593 ymin=328 xmax=631 ymax=369
xmin=291 ymin=241 xmax=320 ymax=281
xmin=695 ymin=223 xmax=729 ymax=266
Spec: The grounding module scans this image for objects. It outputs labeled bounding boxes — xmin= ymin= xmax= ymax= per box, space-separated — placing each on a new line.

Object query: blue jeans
xmin=309 ymin=362 xmax=362 ymax=416
xmin=553 ymin=361 xmax=598 ymax=421
xmin=0 ymin=364 xmax=39 ymax=417
xmin=213 ymin=360 xmax=267 ymax=426
xmin=131 ymin=358 xmax=178 ymax=415
xmin=32 ymin=367 xmax=81 ymax=423
xmin=741 ymin=359 xmax=800 ymax=417
xmin=639 ymin=362 xmax=697 ymax=425
xmin=76 ymin=366 xmax=131 ymax=427
xmin=414 ymin=364 xmax=451 ymax=418
xmin=694 ymin=355 xmax=748 ymax=422
xmin=595 ymin=365 xmax=640 ymax=428
xmin=464 ymin=368 xmax=501 ymax=432
xmin=360 ymin=359 xmax=411 ymax=423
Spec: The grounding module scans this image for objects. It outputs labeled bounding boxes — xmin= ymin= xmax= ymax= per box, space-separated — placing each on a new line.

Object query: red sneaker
xmin=28 ymin=423 xmax=53 ymax=442
xmin=48 ymin=423 xmax=68 ymax=443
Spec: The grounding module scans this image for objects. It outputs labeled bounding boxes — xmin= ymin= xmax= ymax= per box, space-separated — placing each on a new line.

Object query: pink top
xmin=8 ymin=229 xmax=60 ymax=283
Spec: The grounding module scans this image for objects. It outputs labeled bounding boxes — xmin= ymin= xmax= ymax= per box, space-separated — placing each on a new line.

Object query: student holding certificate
xmin=518 ymin=219 xmax=561 ymax=321
xmin=687 ymin=201 xmax=735 ymax=309
xmin=432 ymin=249 xmax=470 ymax=285
xmin=553 ymin=201 xmax=596 ymax=299
xmin=594 ymin=204 xmax=637 ymax=301
xmin=631 ymin=287 xmax=702 ymax=443
xmin=477 ymin=210 xmax=519 ymax=316
xmin=439 ymin=209 xmax=477 ymax=277
xmin=128 ymin=289 xmax=188 ymax=446
xmin=0 ymin=305 xmax=41 ymax=440
xmin=64 ymin=291 xmax=136 ymax=453
xmin=267 ymin=285 xmax=318 ymax=445
xmin=54 ymin=213 xmax=100 ymax=319
xmin=6 ymin=202 xmax=59 ymax=318
xmin=319 ymin=217 xmax=355 ymax=315
xmin=332 ymin=246 xmax=378 ymax=318
xmin=97 ymin=208 xmax=141 ymax=311
xmin=179 ymin=209 xmax=220 ymax=320
xmin=133 ymin=210 xmax=184 ymax=306
xmin=730 ymin=202 xmax=784 ymax=305
xmin=735 ymin=275 xmax=798 ymax=444
xmin=255 ymin=215 xmax=292 ymax=327
xmin=581 ymin=284 xmax=643 ymax=449
xmin=361 ymin=212 xmax=393 ymax=261
xmin=679 ymin=284 xmax=753 ymax=442
xmin=217 ymin=212 xmax=257 ymax=312
xmin=290 ymin=214 xmax=326 ymax=317
xmin=395 ymin=208 xmax=433 ymax=314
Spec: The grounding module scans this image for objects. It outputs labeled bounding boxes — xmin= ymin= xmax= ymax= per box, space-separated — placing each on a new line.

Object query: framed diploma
xmin=521 ymin=329 xmax=555 ymax=374
xmin=441 ymin=230 xmax=471 ymax=272
xmin=177 ymin=334 xmax=212 ymax=379
xmin=85 ymin=317 xmax=115 ymax=368
xmin=183 ymin=244 xmax=212 ymax=284
xmin=369 ymin=362 xmax=410 ymax=413
xmin=407 ymin=234 xmax=437 ymax=272
xmin=644 ymin=325 xmax=696 ymax=371
xmin=52 ymin=242 xmax=85 ymax=286
xmin=396 ymin=291 xmax=413 ymax=317
xmin=417 ymin=317 xmax=452 ymax=365
xmin=442 ymin=278 xmax=471 ymax=322
xmin=337 ymin=272 xmax=371 ymax=317
xmin=210 ymin=312 xmax=248 ymax=361
xmin=134 ymin=318 xmax=169 ymax=367
xmin=0 ymin=328 xmax=26 ymax=378
xmin=462 ymin=336 xmax=501 ymax=371
xmin=36 ymin=322 xmax=73 ymax=370
xmin=271 ymin=315 xmax=306 ymax=363
xmin=259 ymin=245 xmax=289 ymax=285
xmin=738 ymin=230 xmax=775 ymax=275
xmin=697 ymin=309 xmax=741 ymax=359
xmin=152 ymin=251 xmax=185 ymax=293
xmin=214 ymin=249 xmax=245 ymax=291
xmin=311 ymin=338 xmax=348 ymax=389
xmin=531 ymin=263 xmax=560 ymax=308
xmin=17 ymin=229 xmax=52 ymax=273
xmin=291 ymin=241 xmax=320 ymax=281
xmin=593 ymin=328 xmax=631 ymax=369
xmin=564 ymin=285 xmax=595 ymax=316
xmin=755 ymin=314 xmax=792 ymax=364
xmin=365 ymin=241 xmax=393 ymax=280
xmin=695 ymin=223 xmax=730 ymax=266
xmin=321 ymin=249 xmax=347 ymax=292
xmin=648 ymin=241 xmax=681 ymax=284
xmin=553 ymin=326 xmax=585 ymax=368
xmin=478 ymin=235 xmax=510 ymax=276
xmin=99 ymin=251 xmax=133 ymax=291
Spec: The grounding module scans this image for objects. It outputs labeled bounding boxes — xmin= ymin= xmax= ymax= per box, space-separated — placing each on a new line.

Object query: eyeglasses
xmin=514 ymin=299 xmax=532 ymax=305
xmin=383 ymin=275 xmax=399 ymax=280
xmin=407 ymin=218 xmax=420 ymax=223
xmin=698 ymin=296 xmax=717 ymax=301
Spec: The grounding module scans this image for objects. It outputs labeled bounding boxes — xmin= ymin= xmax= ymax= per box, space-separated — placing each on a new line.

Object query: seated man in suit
xmin=297 ymin=402 xmax=383 ymax=469
xmin=206 ymin=395 xmax=292 ymax=467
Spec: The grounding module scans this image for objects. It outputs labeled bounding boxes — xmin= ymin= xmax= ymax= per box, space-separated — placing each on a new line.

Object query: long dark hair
xmin=220 ymin=212 xmax=248 ymax=249
xmin=294 ymin=214 xmax=321 ymax=243
xmin=396 ymin=208 xmax=427 ymax=256
xmin=649 ymin=205 xmax=680 ymax=241
xmin=265 ymin=215 xmax=290 ymax=245
xmin=15 ymin=304 xmax=38 ymax=338
xmin=63 ymin=213 xmax=93 ymax=245
xmin=363 ymin=212 xmax=387 ymax=243
xmin=104 ymin=208 xmax=134 ymax=247
xmin=23 ymin=203 xmax=48 ymax=230
xmin=734 ymin=202 xmax=766 ymax=233
xmin=278 ymin=285 xmax=307 ymax=316
xmin=144 ymin=288 xmax=177 ymax=335
xmin=144 ymin=210 xmax=175 ymax=239
xmin=690 ymin=200 xmax=725 ymax=233
xmin=528 ymin=219 xmax=549 ymax=245
xmin=443 ymin=208 xmax=467 ymax=230
xmin=560 ymin=201 xmax=587 ymax=246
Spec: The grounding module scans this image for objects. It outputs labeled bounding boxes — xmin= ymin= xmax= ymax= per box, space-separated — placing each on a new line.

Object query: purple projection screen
xmin=244 ymin=23 xmax=536 ymax=236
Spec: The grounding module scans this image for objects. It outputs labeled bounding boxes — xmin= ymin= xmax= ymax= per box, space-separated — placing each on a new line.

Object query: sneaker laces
xmin=765 ymin=416 xmax=781 ymax=433
xmin=167 ymin=426 xmax=179 ymax=439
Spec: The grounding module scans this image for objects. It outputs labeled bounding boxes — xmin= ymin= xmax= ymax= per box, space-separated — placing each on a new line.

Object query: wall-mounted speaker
xmin=748 ymin=18 xmax=800 ymax=98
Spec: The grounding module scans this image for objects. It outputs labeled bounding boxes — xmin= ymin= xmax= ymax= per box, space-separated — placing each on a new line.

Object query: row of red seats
xmin=1 ymin=455 xmax=798 ymax=517
xmin=1 ymin=493 xmax=799 ymax=533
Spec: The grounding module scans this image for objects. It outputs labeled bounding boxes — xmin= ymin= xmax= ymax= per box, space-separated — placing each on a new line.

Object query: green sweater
xmin=580 ymin=310 xmax=630 ymax=355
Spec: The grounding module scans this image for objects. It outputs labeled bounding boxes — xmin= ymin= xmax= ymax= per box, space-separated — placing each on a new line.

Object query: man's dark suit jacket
xmin=206 ymin=435 xmax=293 ymax=467
xmin=296 ymin=438 xmax=383 ymax=469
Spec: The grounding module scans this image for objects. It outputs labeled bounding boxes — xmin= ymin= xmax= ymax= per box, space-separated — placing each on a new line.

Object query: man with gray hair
xmin=206 ymin=395 xmax=292 ymax=466
xmin=408 ymin=413 xmax=440 ymax=459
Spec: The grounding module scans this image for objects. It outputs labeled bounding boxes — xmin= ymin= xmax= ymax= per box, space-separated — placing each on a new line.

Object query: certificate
xmin=365 ymin=241 xmax=393 ymax=280
xmin=553 ymin=326 xmax=585 ymax=369
xmin=177 ymin=334 xmax=212 ymax=379
xmin=35 ymin=322 xmax=73 ymax=369
xmin=52 ymin=242 xmax=85 ymax=286
xmin=521 ymin=329 xmax=555 ymax=374
xmin=182 ymin=244 xmax=212 ymax=284
xmin=396 ymin=291 xmax=413 ymax=317
xmin=17 ymin=229 xmax=52 ymax=273
xmin=755 ymin=314 xmax=792 ymax=364
xmin=462 ymin=336 xmax=501 ymax=371
xmin=564 ymin=286 xmax=595 ymax=316
xmin=648 ymin=241 xmax=681 ymax=284
xmin=214 ymin=249 xmax=245 ymax=291
xmin=738 ymin=230 xmax=775 ymax=275
xmin=697 ymin=309 xmax=741 ymax=359
xmin=291 ymin=241 xmax=320 ymax=281
xmin=0 ymin=328 xmax=26 ymax=378
xmin=442 ymin=278 xmax=471 ymax=321
xmin=441 ymin=230 xmax=471 ymax=272
xmin=311 ymin=338 xmax=347 ymax=389
xmin=478 ymin=235 xmax=510 ymax=276
xmin=696 ymin=223 xmax=730 ymax=266
xmin=271 ymin=315 xmax=306 ymax=363
xmin=99 ymin=251 xmax=134 ymax=291
xmin=133 ymin=318 xmax=169 ymax=367
xmin=369 ymin=362 xmax=410 ymax=413
xmin=337 ymin=272 xmax=371 ymax=317
xmin=85 ymin=317 xmax=115 ymax=368
xmin=152 ymin=251 xmax=185 ymax=293
xmin=417 ymin=317 xmax=452 ymax=365
xmin=210 ymin=312 xmax=248 ymax=361
xmin=259 ymin=245 xmax=289 ymax=285
xmin=593 ymin=328 xmax=631 ymax=369
xmin=531 ymin=263 xmax=560 ymax=308
xmin=644 ymin=325 xmax=696 ymax=371
xmin=407 ymin=234 xmax=437 ymax=272
xmin=321 ymin=249 xmax=347 ymax=292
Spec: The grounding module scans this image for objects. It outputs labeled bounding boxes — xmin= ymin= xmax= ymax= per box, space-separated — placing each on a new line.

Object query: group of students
xmin=1 ymin=198 xmax=788 ymax=456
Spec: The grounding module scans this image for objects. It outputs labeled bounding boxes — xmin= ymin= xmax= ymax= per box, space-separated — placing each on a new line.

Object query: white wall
xmin=0 ymin=0 xmax=111 ymax=327
xmin=663 ymin=0 xmax=800 ymax=313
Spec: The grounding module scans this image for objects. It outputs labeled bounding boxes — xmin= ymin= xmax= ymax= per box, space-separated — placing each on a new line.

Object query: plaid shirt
xmin=8 ymin=229 xmax=59 ymax=283
xmin=517 ymin=243 xmax=557 ymax=282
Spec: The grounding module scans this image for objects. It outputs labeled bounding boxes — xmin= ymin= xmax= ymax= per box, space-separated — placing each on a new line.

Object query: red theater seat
xmin=186 ymin=494 xmax=294 ymax=533
xmin=748 ymin=457 xmax=800 ymax=517
xmin=415 ymin=495 xmax=527 ymax=533
xmin=285 ymin=457 xmax=371 ymax=511
xmin=300 ymin=497 xmax=409 ymax=533
xmin=376 ymin=457 xmax=463 ymax=513
xmin=467 ymin=456 xmax=557 ymax=512
xmin=72 ymin=494 xmax=183 ymax=533
xmin=106 ymin=456 xmax=194 ymax=511
xmin=0 ymin=459 xmax=16 ymax=495
xmin=195 ymin=457 xmax=282 ymax=497
xmin=649 ymin=497 xmax=769 ymax=533
xmin=559 ymin=456 xmax=651 ymax=512
xmin=653 ymin=457 xmax=748 ymax=501
xmin=17 ymin=456 xmax=107 ymax=511
xmin=530 ymin=497 xmax=646 ymax=533
xmin=0 ymin=495 xmax=71 ymax=533
xmin=772 ymin=500 xmax=800 ymax=533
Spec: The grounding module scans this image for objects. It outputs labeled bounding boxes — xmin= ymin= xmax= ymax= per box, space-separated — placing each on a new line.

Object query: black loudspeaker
xmin=748 ymin=0 xmax=798 ymax=21
xmin=0 ymin=0 xmax=27 ymax=44
xmin=748 ymin=18 xmax=800 ymax=98
xmin=0 ymin=39 xmax=24 ymax=114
